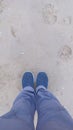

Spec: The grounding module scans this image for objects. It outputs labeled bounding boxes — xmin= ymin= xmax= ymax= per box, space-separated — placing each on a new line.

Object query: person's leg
xmin=0 ymin=110 xmax=17 ymax=119
xmin=0 ymin=72 xmax=36 ymax=130
xmin=36 ymin=72 xmax=73 ymax=130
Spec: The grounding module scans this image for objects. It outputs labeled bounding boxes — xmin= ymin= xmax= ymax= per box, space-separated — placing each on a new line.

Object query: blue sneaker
xmin=36 ymin=72 xmax=48 ymax=88
xmin=22 ymin=72 xmax=34 ymax=88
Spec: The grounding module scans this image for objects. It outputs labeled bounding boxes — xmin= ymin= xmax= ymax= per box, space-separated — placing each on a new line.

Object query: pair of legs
xmin=1 ymin=72 xmax=73 ymax=130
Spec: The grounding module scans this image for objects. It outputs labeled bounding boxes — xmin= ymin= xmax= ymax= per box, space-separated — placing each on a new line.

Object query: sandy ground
xmin=0 ymin=0 xmax=73 ymax=126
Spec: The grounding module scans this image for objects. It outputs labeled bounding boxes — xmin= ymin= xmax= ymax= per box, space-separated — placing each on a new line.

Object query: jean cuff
xmin=23 ymin=86 xmax=34 ymax=92
xmin=36 ymin=85 xmax=46 ymax=93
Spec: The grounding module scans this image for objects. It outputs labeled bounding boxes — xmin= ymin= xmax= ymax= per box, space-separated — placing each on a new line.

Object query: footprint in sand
xmin=42 ymin=3 xmax=57 ymax=24
xmin=0 ymin=0 xmax=6 ymax=14
xmin=58 ymin=45 xmax=72 ymax=61
xmin=61 ymin=16 xmax=72 ymax=25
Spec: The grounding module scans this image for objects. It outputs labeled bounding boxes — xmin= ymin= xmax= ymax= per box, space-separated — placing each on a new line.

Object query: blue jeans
xmin=0 ymin=86 xmax=73 ymax=130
